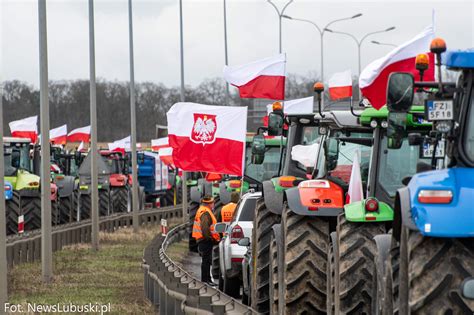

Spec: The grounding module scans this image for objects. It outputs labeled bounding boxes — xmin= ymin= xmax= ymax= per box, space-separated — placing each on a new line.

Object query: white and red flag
xmin=346 ymin=149 xmax=364 ymax=204
xmin=224 ymin=54 xmax=286 ymax=100
xmin=151 ymin=137 xmax=169 ymax=151
xmin=50 ymin=124 xmax=67 ymax=145
xmin=359 ymin=25 xmax=435 ymax=109
xmin=67 ymin=125 xmax=91 ymax=143
xmin=328 ymin=70 xmax=353 ymax=100
xmin=158 ymin=147 xmax=174 ymax=167
xmin=108 ymin=136 xmax=130 ymax=153
xmin=266 ymin=96 xmax=314 ymax=115
xmin=9 ymin=115 xmax=38 ymax=143
xmin=167 ymin=102 xmax=247 ymax=176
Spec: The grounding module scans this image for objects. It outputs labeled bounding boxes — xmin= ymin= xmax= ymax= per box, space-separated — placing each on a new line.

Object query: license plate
xmin=422 ymin=141 xmax=445 ymax=158
xmin=426 ymin=100 xmax=453 ymax=121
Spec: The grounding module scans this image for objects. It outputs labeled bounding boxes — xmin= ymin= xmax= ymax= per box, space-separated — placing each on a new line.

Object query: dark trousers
xmin=198 ymin=240 xmax=213 ymax=282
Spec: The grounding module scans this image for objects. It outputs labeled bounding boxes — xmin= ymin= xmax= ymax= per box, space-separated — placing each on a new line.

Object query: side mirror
xmin=251 ymin=135 xmax=266 ymax=165
xmin=462 ymin=278 xmax=474 ymax=300
xmin=238 ymin=237 xmax=250 ymax=247
xmin=387 ymin=112 xmax=407 ymax=149
xmin=214 ymin=222 xmax=227 ymax=234
xmin=268 ymin=112 xmax=284 ymax=136
xmin=387 ymin=72 xmax=414 ymax=113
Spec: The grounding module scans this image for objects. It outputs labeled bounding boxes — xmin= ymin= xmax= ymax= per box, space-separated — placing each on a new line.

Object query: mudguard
xmin=219 ymin=182 xmax=231 ymax=204
xmin=285 ymin=180 xmax=344 ymax=216
xmin=203 ymin=181 xmax=212 ymax=197
xmin=263 ymin=180 xmax=284 ymax=215
xmin=19 ymin=188 xmax=40 ymax=198
xmin=190 ymin=186 xmax=202 ymax=203
xmin=407 ymin=168 xmax=474 ymax=237
xmin=56 ymin=175 xmax=76 ymax=198
xmin=397 ymin=186 xmax=418 ymax=231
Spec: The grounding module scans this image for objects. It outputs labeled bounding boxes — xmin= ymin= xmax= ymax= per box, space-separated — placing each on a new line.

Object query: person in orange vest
xmin=192 ymin=195 xmax=220 ymax=286
xmin=220 ymin=192 xmax=240 ymax=223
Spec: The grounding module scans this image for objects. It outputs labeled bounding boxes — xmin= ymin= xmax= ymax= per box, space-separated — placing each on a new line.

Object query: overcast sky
xmin=1 ymin=0 xmax=473 ymax=89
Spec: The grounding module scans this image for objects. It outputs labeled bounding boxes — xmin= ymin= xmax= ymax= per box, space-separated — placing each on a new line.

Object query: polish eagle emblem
xmin=191 ymin=113 xmax=217 ymax=145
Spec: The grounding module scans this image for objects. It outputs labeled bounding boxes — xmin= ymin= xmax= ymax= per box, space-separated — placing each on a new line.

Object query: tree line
xmin=2 ymin=73 xmax=322 ymax=142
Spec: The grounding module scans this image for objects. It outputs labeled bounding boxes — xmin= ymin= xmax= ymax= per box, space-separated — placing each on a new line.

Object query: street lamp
xmin=325 ymin=26 xmax=396 ymax=76
xmin=281 ymin=13 xmax=362 ymax=83
xmin=266 ymin=0 xmax=294 ymax=53
xmin=371 ymin=40 xmax=397 ymax=47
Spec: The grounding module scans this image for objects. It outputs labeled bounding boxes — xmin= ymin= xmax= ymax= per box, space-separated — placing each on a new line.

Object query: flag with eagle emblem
xmin=167 ymin=102 xmax=247 ymax=176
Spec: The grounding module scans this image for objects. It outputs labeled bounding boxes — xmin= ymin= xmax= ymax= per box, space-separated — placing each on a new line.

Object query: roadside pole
xmin=89 ymin=0 xmax=99 ymax=251
xmin=179 ymin=0 xmax=187 ymax=223
xmin=38 ymin=0 xmax=53 ymax=283
xmin=0 ymin=82 xmax=8 ymax=309
xmin=128 ymin=0 xmax=139 ymax=232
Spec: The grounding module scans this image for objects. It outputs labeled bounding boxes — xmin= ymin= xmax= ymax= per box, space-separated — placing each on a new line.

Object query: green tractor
xmin=4 ymin=137 xmax=41 ymax=234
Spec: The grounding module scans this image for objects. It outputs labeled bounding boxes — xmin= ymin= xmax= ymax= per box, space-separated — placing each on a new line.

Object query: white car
xmin=217 ymin=191 xmax=260 ymax=297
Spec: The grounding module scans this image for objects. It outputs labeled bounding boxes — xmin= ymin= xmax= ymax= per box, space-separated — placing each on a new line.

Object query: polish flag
xmin=77 ymin=141 xmax=85 ymax=152
xmin=50 ymin=124 xmax=67 ymax=145
xmin=329 ymin=70 xmax=353 ymax=100
xmin=151 ymin=138 xmax=169 ymax=151
xmin=224 ymin=54 xmax=286 ymax=100
xmin=345 ymin=149 xmax=364 ymax=204
xmin=167 ymin=102 xmax=247 ymax=176
xmin=359 ymin=25 xmax=435 ymax=109
xmin=67 ymin=125 xmax=91 ymax=143
xmin=158 ymin=147 xmax=174 ymax=167
xmin=109 ymin=136 xmax=131 ymax=152
xmin=9 ymin=116 xmax=38 ymax=143
xmin=266 ymin=96 xmax=314 ymax=115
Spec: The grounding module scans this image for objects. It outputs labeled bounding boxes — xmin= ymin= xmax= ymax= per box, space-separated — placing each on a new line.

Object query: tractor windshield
xmin=316 ymin=131 xmax=372 ymax=189
xmin=245 ymin=146 xmax=281 ymax=183
xmin=463 ymin=85 xmax=474 ymax=163
xmin=4 ymin=143 xmax=31 ymax=176
xmin=105 ymin=158 xmax=122 ymax=174
xmin=378 ymin=136 xmax=431 ymax=197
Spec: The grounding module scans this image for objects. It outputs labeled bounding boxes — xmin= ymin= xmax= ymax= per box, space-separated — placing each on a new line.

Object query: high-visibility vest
xmin=221 ymin=203 xmax=237 ymax=223
xmin=192 ymin=206 xmax=220 ymax=242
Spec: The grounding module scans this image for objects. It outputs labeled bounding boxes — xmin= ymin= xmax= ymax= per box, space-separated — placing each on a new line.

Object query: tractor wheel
xmin=398 ymin=228 xmax=474 ymax=314
xmin=111 ymin=187 xmax=128 ymax=213
xmin=269 ymin=225 xmax=281 ymax=315
xmin=327 ymin=232 xmax=336 ymax=315
xmin=5 ymin=191 xmax=21 ymax=235
xmin=251 ymin=198 xmax=280 ymax=313
xmin=21 ymin=196 xmax=41 ymax=231
xmin=78 ymin=193 xmax=91 ymax=221
xmin=163 ymin=190 xmax=175 ymax=207
xmin=223 ymin=274 xmax=241 ymax=298
xmin=334 ymin=214 xmax=385 ymax=314
xmin=58 ymin=194 xmax=77 ymax=224
xmin=381 ymin=238 xmax=400 ymax=315
xmin=281 ymin=205 xmax=329 ymax=314
xmin=51 ymin=200 xmax=60 ymax=226
xmin=99 ymin=190 xmax=110 ymax=216
xmin=211 ymin=245 xmax=220 ymax=281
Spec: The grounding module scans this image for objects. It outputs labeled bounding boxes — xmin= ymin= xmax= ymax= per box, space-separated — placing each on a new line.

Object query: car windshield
xmin=4 ymin=144 xmax=31 ymax=176
xmin=316 ymin=131 xmax=372 ymax=186
xmin=245 ymin=146 xmax=281 ymax=182
xmin=464 ymin=86 xmax=474 ymax=162
xmin=378 ymin=136 xmax=431 ymax=197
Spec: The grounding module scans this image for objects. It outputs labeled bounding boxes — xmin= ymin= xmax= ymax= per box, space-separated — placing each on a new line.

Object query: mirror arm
xmin=349 ymin=97 xmax=361 ymax=117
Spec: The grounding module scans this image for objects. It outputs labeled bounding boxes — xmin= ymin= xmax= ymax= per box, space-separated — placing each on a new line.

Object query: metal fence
xmin=6 ymin=206 xmax=182 ymax=268
xmin=142 ymin=223 xmax=258 ymax=315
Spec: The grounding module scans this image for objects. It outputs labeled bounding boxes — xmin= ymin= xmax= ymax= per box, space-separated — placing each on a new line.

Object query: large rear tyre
xmin=398 ymin=228 xmax=474 ymax=314
xmin=111 ymin=187 xmax=128 ymax=213
xmin=99 ymin=190 xmax=110 ymax=216
xmin=281 ymin=205 xmax=329 ymax=314
xmin=5 ymin=192 xmax=21 ymax=235
xmin=269 ymin=226 xmax=280 ymax=315
xmin=58 ymin=194 xmax=76 ymax=224
xmin=251 ymin=198 xmax=280 ymax=313
xmin=51 ymin=200 xmax=60 ymax=226
xmin=22 ymin=196 xmax=41 ymax=231
xmin=334 ymin=214 xmax=385 ymax=314
xmin=77 ymin=192 xmax=91 ymax=220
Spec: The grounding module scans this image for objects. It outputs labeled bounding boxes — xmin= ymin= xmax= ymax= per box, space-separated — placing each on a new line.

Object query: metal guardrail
xmin=143 ymin=223 xmax=258 ymax=315
xmin=5 ymin=205 xmax=182 ymax=269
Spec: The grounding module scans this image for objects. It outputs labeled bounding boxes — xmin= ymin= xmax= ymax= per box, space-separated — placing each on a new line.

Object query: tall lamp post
xmin=266 ymin=0 xmax=293 ymax=53
xmin=223 ymin=0 xmax=230 ymax=104
xmin=282 ymin=13 xmax=362 ymax=83
xmin=325 ymin=26 xmax=396 ymax=76
xmin=371 ymin=40 xmax=397 ymax=47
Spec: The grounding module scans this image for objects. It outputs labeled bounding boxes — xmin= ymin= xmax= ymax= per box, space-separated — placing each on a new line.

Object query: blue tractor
xmin=374 ymin=40 xmax=474 ymax=314
xmin=137 ymin=151 xmax=173 ymax=207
